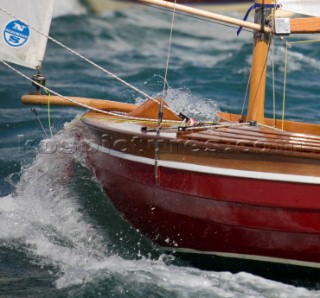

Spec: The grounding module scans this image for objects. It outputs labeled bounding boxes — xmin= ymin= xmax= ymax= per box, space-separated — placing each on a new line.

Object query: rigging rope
xmin=272 ymin=37 xmax=276 ymax=127
xmin=154 ymin=0 xmax=178 ymax=184
xmin=271 ymin=5 xmax=277 ymax=127
xmin=240 ymin=65 xmax=251 ymax=119
xmin=159 ymin=0 xmax=177 ymax=128
xmin=45 ymin=91 xmax=53 ymax=137
xmin=30 ymin=108 xmax=49 ymax=138
xmin=282 ymin=43 xmax=288 ymax=130
xmin=162 ymin=0 xmax=177 ymax=97
xmin=0 ymin=58 xmax=183 ymax=124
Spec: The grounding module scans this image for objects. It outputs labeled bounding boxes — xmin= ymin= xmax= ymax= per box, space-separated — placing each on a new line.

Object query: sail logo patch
xmin=3 ymin=20 xmax=30 ymax=47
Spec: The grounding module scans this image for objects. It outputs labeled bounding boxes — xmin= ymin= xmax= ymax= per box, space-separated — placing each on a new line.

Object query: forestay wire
xmin=158 ymin=0 xmax=177 ymax=128
xmin=162 ymin=0 xmax=177 ymax=96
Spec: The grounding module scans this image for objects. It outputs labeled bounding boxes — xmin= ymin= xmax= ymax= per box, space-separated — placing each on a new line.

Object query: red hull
xmin=86 ymin=143 xmax=320 ymax=268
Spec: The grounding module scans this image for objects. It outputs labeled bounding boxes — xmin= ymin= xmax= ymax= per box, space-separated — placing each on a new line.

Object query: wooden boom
xmin=291 ymin=17 xmax=320 ymax=34
xmin=21 ymin=94 xmax=137 ymax=112
xmin=139 ymin=0 xmax=272 ymax=33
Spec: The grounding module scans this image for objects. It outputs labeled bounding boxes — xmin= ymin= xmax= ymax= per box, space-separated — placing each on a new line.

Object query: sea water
xmin=1 ymin=1 xmax=320 ymax=297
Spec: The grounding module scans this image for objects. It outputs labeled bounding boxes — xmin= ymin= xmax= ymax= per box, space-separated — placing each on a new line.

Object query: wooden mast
xmin=246 ymin=0 xmax=273 ymax=124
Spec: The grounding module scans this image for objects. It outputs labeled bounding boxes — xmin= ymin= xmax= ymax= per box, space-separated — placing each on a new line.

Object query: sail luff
xmin=36 ymin=1 xmax=55 ymax=67
xmin=0 ymin=0 xmax=55 ymax=69
xmin=277 ymin=0 xmax=320 ymax=17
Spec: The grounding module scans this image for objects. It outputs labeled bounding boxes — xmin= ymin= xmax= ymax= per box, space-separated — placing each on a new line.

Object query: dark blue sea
xmin=1 ymin=1 xmax=320 ymax=297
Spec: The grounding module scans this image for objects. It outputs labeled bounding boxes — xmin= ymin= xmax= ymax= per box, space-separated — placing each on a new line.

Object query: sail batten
xmin=0 ymin=0 xmax=54 ymax=69
xmin=277 ymin=0 xmax=320 ymax=17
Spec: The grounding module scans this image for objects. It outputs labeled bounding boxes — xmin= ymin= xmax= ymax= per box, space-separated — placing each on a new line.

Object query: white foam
xmin=0 ymin=119 xmax=107 ymax=270
xmin=1 ymin=120 xmax=319 ymax=297
xmin=136 ymin=87 xmax=220 ymax=122
xmin=56 ymin=254 xmax=319 ymax=297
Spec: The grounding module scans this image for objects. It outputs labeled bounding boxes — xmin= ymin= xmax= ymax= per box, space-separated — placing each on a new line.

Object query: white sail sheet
xmin=0 ymin=0 xmax=54 ymax=69
xmin=277 ymin=0 xmax=320 ymax=17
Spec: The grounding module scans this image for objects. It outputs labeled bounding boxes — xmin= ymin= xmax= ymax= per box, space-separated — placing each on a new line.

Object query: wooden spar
xmin=291 ymin=17 xmax=320 ymax=34
xmin=21 ymin=95 xmax=181 ymax=120
xmin=21 ymin=94 xmax=137 ymax=112
xmin=139 ymin=0 xmax=272 ymax=33
xmin=139 ymin=0 xmax=320 ymax=35
xmin=246 ymin=0 xmax=272 ymax=124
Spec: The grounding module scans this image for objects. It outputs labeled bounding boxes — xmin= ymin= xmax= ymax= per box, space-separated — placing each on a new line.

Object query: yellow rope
xmin=271 ymin=6 xmax=276 ymax=127
xmin=82 ymin=115 xmax=174 ymax=124
xmin=43 ymin=90 xmax=54 ymax=137
xmin=282 ymin=45 xmax=288 ymax=130
xmin=290 ymin=40 xmax=320 ymax=45
xmin=271 ymin=37 xmax=276 ymax=127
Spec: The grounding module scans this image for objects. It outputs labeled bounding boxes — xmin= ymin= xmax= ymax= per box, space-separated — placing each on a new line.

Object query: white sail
xmin=0 ymin=0 xmax=54 ymax=69
xmin=277 ymin=0 xmax=320 ymax=17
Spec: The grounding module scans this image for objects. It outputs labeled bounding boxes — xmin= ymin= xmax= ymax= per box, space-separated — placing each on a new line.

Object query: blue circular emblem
xmin=3 ymin=20 xmax=30 ymax=47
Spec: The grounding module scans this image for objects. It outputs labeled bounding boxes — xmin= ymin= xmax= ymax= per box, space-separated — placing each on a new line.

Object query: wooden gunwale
xmin=219 ymin=126 xmax=320 ymax=140
xmin=219 ymin=112 xmax=320 ymax=135
xmin=192 ymin=127 xmax=320 ymax=146
xmin=181 ymin=131 xmax=320 ymax=148
xmin=174 ymin=135 xmax=320 ymax=159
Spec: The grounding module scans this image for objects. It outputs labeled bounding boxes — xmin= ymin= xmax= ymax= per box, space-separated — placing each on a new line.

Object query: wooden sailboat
xmin=2 ymin=0 xmax=320 ymax=282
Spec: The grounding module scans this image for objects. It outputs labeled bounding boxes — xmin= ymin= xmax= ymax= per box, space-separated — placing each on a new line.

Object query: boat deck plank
xmin=177 ymin=124 xmax=320 ymax=156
